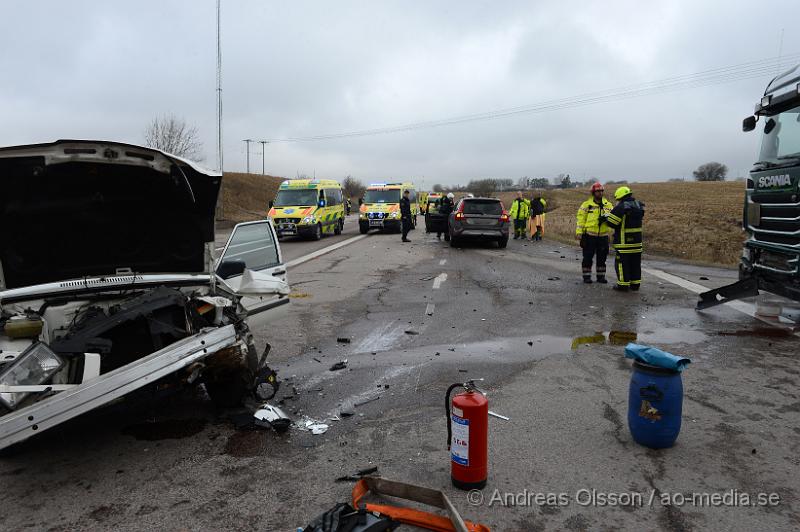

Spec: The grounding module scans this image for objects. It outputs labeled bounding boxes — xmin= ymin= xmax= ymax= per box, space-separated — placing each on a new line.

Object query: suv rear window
xmin=462 ymin=199 xmax=502 ymax=215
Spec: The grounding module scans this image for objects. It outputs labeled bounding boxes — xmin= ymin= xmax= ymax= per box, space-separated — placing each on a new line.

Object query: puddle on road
xmin=121 ymin=419 xmax=206 ymax=441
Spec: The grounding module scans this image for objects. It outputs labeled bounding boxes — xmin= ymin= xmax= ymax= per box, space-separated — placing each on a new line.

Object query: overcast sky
xmin=2 ymin=0 xmax=799 ymax=184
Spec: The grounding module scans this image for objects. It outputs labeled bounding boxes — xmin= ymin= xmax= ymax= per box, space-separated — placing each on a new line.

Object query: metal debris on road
xmin=334 ymin=466 xmax=379 ymax=482
xmin=297 ymin=416 xmax=330 ymax=435
xmin=336 ymin=337 xmax=351 ymax=344
xmin=404 ymin=330 xmax=420 ymax=335
xmin=330 ymin=359 xmax=348 ymax=371
xmin=488 ymin=411 xmax=510 ymax=421
xmin=253 ymin=403 xmax=291 ymax=433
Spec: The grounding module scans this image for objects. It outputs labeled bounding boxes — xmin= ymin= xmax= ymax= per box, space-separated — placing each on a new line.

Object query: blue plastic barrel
xmin=628 ymin=360 xmax=683 ymax=448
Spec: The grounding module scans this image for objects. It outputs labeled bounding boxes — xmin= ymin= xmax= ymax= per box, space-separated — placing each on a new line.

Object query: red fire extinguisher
xmin=446 ymin=379 xmax=488 ymax=490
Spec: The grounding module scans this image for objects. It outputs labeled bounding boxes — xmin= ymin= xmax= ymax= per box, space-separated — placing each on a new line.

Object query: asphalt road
xmin=2 ymin=224 xmax=799 ymax=532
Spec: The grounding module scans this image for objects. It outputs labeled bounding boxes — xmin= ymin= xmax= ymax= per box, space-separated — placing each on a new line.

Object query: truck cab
xmin=698 ymin=66 xmax=800 ymax=308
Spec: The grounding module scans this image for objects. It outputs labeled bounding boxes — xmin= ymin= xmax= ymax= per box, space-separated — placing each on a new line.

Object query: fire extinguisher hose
xmin=445 ymin=383 xmax=465 ymax=450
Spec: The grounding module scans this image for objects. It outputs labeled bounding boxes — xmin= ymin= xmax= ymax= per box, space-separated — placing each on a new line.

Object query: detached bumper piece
xmin=0 ymin=325 xmax=238 ymax=451
xmin=696 ymin=277 xmax=759 ymax=310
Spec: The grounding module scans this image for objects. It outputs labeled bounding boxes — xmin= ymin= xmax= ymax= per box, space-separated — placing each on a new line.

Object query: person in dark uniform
xmin=606 ymin=186 xmax=645 ymax=291
xmin=400 ymin=189 xmax=413 ymax=242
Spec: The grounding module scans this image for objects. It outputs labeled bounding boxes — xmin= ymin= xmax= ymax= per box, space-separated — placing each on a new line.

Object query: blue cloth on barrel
xmin=624 ymin=343 xmax=691 ymax=372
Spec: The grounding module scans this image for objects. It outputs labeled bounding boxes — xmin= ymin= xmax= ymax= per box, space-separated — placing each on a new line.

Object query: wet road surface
xmin=2 ymin=227 xmax=798 ymax=531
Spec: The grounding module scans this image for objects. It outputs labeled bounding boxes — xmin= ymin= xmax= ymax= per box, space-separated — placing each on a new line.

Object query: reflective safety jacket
xmin=509 ymin=198 xmax=530 ymax=220
xmin=606 ymin=197 xmax=645 ymax=253
xmin=576 ymin=197 xmax=613 ymax=237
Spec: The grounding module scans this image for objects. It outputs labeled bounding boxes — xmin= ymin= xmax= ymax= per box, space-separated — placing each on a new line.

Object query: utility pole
xmin=259 ymin=140 xmax=268 ymax=175
xmin=243 ymin=139 xmax=252 ymax=173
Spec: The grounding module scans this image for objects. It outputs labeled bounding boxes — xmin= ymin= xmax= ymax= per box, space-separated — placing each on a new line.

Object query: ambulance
xmin=269 ymin=179 xmax=345 ymax=240
xmin=359 ymin=182 xmax=419 ymax=234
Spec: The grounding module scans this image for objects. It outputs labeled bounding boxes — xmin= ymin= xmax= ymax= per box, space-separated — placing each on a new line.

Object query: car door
xmin=216 ymin=220 xmax=290 ymax=328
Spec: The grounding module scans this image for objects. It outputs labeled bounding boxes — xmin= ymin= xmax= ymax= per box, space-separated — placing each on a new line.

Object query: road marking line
xmin=644 ymin=267 xmax=798 ymax=334
xmin=285 ymin=234 xmax=369 ymax=269
xmin=439 ymin=259 xmax=447 ymax=265
xmin=425 ymin=303 xmax=435 ymax=316
xmin=432 ymin=273 xmax=447 ymax=289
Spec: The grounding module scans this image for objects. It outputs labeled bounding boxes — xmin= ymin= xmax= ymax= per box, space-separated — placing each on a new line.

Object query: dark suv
xmin=448 ymin=197 xmax=510 ymax=248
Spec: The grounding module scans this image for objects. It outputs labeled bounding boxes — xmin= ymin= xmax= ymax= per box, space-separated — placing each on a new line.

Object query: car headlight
xmin=302 ymin=216 xmax=315 ymax=224
xmin=0 ymin=343 xmax=64 ymax=410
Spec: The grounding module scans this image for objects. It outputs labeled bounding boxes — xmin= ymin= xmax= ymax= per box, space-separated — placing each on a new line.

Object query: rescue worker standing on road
xmin=575 ymin=182 xmax=613 ymax=284
xmin=606 ymin=186 xmax=645 ymax=291
xmin=400 ymin=189 xmax=413 ymax=242
xmin=437 ymin=192 xmax=455 ymax=240
xmin=510 ymin=191 xmax=530 ymax=240
xmin=529 ymin=194 xmax=545 ymax=241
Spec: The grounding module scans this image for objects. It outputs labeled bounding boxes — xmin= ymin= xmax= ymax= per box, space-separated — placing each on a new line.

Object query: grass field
xmin=497 ymin=181 xmax=745 ymax=266
xmin=218 ymin=172 xmax=284 ymax=223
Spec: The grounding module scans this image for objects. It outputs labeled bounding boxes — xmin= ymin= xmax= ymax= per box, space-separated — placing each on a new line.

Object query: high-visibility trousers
xmin=615 ymin=250 xmax=642 ymax=289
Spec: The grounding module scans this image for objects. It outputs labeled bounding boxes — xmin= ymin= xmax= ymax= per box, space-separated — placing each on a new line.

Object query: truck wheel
xmin=313 ymin=223 xmax=322 ymax=240
xmin=359 ymin=223 xmax=369 ymax=235
xmin=334 ymin=218 xmax=342 ymax=235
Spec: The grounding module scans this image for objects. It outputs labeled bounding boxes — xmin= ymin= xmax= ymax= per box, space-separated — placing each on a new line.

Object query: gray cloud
xmin=2 ymin=0 xmax=798 ymax=184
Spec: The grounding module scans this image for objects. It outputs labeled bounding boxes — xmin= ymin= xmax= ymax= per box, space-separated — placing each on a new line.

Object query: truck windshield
xmin=758 ymin=107 xmax=800 ymax=163
xmin=363 ymin=189 xmax=400 ymax=203
xmin=274 ymin=189 xmax=318 ymax=207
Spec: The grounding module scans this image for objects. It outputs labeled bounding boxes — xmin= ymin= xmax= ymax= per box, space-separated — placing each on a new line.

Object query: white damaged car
xmin=0 ymin=140 xmax=290 ymax=450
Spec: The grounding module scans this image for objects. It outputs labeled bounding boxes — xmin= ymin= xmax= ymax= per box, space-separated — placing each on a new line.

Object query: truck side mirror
xmin=269 ymin=200 xmax=274 ymax=209
xmin=742 ymin=116 xmax=757 ymax=132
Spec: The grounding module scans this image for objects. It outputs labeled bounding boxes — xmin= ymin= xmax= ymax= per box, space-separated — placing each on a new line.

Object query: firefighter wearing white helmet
xmin=437 ymin=193 xmax=455 ymax=240
xmin=606 ymin=186 xmax=645 ymax=291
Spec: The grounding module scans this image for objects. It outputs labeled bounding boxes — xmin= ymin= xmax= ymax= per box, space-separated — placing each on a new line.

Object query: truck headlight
xmin=389 ymin=212 xmax=399 ymax=219
xmin=302 ymin=216 xmax=315 ymax=224
xmin=0 ymin=343 xmax=63 ymax=410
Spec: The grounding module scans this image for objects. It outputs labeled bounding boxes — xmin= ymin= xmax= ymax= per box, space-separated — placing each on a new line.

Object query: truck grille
xmin=750 ymin=194 xmax=800 ymax=248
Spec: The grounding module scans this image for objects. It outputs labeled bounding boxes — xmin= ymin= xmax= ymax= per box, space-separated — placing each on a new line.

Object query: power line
xmin=262 ymin=53 xmax=800 ymax=143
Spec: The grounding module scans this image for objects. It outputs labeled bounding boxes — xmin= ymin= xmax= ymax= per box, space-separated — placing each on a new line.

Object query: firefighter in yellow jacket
xmin=575 ymin=182 xmax=613 ymax=283
xmin=509 ymin=191 xmax=530 ymax=240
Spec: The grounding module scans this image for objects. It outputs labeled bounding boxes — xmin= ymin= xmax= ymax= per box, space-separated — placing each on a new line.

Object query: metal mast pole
xmin=243 ymin=139 xmax=252 ymax=173
xmin=216 ymin=0 xmax=223 ymax=173
xmin=260 ymin=140 xmax=268 ymax=175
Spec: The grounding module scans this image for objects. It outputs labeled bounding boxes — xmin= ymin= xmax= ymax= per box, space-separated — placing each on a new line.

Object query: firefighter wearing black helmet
xmin=606 ymin=186 xmax=645 ymax=291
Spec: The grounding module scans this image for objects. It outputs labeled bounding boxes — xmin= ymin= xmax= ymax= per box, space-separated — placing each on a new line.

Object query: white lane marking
xmin=425 ymin=303 xmax=435 ymax=316
xmin=285 ymin=234 xmax=368 ymax=268
xmin=432 ymin=273 xmax=447 ymax=289
xmin=644 ymin=267 xmax=798 ymax=334
xmin=439 ymin=259 xmax=447 ymax=265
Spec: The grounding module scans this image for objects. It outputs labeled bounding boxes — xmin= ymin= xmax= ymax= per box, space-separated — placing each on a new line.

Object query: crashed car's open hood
xmin=0 ymin=140 xmax=222 ymax=290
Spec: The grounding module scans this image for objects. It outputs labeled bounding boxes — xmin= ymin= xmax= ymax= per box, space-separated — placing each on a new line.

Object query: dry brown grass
xmin=218 ymin=172 xmax=284 ymax=222
xmin=497 ymin=181 xmax=745 ymax=266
